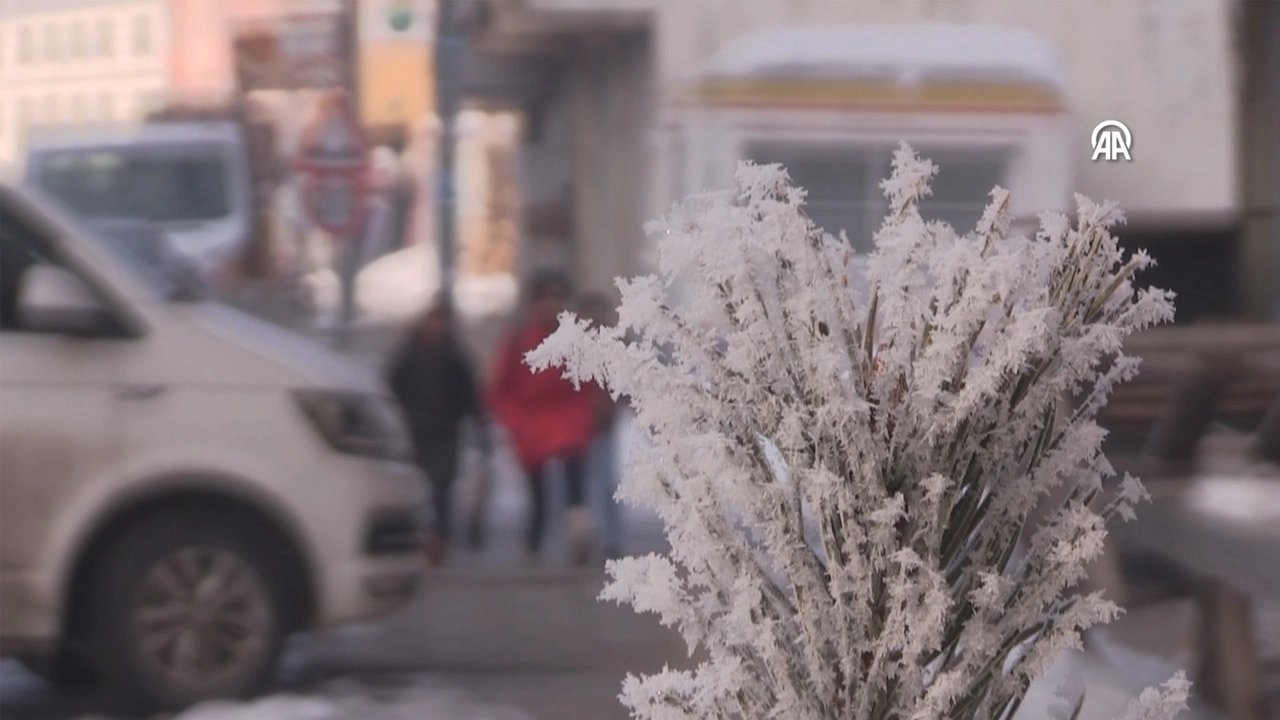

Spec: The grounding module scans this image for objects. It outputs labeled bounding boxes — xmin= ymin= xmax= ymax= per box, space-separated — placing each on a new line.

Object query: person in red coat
xmin=487 ymin=268 xmax=601 ymax=563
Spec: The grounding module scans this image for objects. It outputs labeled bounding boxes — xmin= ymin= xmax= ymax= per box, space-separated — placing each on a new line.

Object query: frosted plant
xmin=527 ymin=144 xmax=1189 ymax=720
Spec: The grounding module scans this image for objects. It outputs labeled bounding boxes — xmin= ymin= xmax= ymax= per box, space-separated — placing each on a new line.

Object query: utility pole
xmin=434 ymin=0 xmax=462 ymax=302
xmin=333 ymin=0 xmax=362 ymax=348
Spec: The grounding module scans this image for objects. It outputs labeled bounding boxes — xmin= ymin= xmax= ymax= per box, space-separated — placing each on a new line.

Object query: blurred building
xmin=1240 ymin=0 xmax=1279 ymax=320
xmin=461 ymin=0 xmax=1278 ymax=320
xmin=167 ymin=0 xmax=348 ymax=104
xmin=0 ymin=0 xmax=351 ymax=168
xmin=456 ymin=108 xmax=522 ymax=277
xmin=358 ymin=0 xmax=434 ymax=149
xmin=0 ymin=0 xmax=171 ymax=168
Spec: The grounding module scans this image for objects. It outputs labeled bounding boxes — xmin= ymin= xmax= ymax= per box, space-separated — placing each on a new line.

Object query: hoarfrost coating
xmin=527 ymin=144 xmax=1189 ymax=720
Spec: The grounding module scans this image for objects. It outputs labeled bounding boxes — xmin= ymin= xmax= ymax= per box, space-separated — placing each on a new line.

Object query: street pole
xmin=434 ymin=0 xmax=462 ymax=303
xmin=335 ymin=0 xmax=362 ymax=349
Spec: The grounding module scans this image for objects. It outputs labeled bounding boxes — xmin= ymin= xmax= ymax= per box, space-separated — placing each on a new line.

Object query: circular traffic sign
xmin=302 ymin=171 xmax=366 ymax=235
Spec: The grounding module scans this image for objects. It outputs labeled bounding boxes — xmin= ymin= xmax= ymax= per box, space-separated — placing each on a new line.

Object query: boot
xmin=466 ymin=514 xmax=486 ymax=550
xmin=424 ymin=533 xmax=446 ymax=567
xmin=567 ymin=507 xmax=596 ymax=566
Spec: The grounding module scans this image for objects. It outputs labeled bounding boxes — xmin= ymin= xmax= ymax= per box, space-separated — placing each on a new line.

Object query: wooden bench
xmin=1126 ymin=471 xmax=1280 ymax=720
xmin=1089 ymin=324 xmax=1280 ymax=719
xmin=1099 ymin=324 xmax=1280 ymax=457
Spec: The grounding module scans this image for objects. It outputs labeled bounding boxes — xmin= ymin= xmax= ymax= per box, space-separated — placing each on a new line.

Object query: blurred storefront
xmin=460 ymin=0 xmax=1275 ymax=320
xmin=1240 ymin=0 xmax=1279 ymax=320
xmin=456 ymin=109 xmax=522 ymax=277
xmin=358 ymin=0 xmax=434 ymax=150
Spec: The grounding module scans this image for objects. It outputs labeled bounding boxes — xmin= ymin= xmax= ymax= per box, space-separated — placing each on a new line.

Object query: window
xmin=918 ymin=149 xmax=1007 ymax=231
xmin=36 ymin=147 xmax=234 ymax=224
xmin=43 ymin=23 xmax=60 ymax=62
xmin=132 ymin=14 xmax=151 ymax=56
xmin=98 ymin=93 xmax=114 ymax=121
xmin=18 ymin=26 xmax=32 ymax=63
xmin=70 ymin=95 xmax=85 ymax=123
xmin=18 ymin=97 xmax=32 ymax=130
xmin=743 ymin=142 xmax=1006 ymax=252
xmin=0 ymin=205 xmax=67 ymax=332
xmin=43 ymin=96 xmax=59 ymax=125
xmin=70 ymin=21 xmax=86 ymax=60
xmin=0 ymin=202 xmax=139 ymax=334
xmin=96 ymin=18 xmax=114 ymax=57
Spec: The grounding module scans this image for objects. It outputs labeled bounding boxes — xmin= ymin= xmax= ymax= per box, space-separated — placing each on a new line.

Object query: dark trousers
xmin=419 ymin=441 xmax=460 ymax=541
xmin=526 ymin=453 xmax=587 ymax=553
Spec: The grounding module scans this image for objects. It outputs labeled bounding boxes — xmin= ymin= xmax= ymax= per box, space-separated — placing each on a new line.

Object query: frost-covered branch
xmin=527 ymin=144 xmax=1188 ymax=720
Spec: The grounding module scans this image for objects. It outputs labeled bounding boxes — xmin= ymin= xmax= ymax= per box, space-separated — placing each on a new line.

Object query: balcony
xmin=460 ymin=0 xmax=649 ymax=53
xmin=454 ymin=0 xmax=649 ymax=111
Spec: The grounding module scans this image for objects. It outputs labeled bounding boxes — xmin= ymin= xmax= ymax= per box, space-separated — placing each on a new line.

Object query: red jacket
xmin=486 ymin=317 xmax=601 ymax=472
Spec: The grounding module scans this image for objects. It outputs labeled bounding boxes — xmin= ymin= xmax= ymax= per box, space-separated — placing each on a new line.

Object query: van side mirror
xmin=18 ymin=265 xmax=112 ymax=336
xmin=166 ymin=254 xmax=208 ymax=302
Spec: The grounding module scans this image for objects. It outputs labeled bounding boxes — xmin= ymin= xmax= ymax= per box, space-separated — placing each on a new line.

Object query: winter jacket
xmin=387 ymin=330 xmax=482 ymax=452
xmin=486 ymin=317 xmax=601 ymax=472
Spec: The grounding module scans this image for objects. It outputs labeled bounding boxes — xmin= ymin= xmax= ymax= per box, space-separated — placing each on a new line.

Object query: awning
xmin=686 ymin=24 xmax=1068 ymax=115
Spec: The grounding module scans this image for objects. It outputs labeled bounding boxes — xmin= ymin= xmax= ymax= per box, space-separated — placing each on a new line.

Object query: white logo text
xmin=1091 ymin=120 xmax=1133 ymax=162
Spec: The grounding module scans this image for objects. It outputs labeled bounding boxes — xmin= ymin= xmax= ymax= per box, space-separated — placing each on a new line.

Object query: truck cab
xmin=24 ymin=122 xmax=255 ymax=283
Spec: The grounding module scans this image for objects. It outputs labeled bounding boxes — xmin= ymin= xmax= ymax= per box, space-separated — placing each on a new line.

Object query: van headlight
xmin=294 ymin=389 xmax=413 ymax=461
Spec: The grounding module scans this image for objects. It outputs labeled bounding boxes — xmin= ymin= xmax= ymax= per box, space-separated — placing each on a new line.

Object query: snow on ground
xmin=452 ymin=274 xmax=520 ymax=320
xmin=70 ymin=675 xmax=531 ymax=720
xmin=1013 ymin=644 xmax=1223 ymax=720
xmin=306 ymin=244 xmax=518 ymax=330
xmin=354 ymin=244 xmax=440 ymax=325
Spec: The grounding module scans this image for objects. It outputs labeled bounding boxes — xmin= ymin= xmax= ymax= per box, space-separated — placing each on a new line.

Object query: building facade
xmin=463 ymin=0 xmax=1277 ymax=320
xmin=358 ymin=0 xmax=435 ymax=148
xmin=0 ymin=0 xmax=171 ymax=169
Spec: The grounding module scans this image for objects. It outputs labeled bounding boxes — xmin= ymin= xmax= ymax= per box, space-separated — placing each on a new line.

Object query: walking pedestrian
xmin=486 ymin=268 xmax=601 ymax=564
xmin=387 ymin=295 xmax=487 ymax=566
xmin=574 ymin=291 xmax=625 ymax=559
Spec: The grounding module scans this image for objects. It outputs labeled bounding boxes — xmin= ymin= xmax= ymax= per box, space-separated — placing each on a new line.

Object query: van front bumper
xmin=296 ymin=454 xmax=429 ymax=629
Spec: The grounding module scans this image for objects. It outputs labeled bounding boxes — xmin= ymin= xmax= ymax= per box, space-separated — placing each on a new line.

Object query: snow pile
xmin=528 ymin=145 xmax=1188 ymax=719
xmin=301 ymin=267 xmax=342 ymax=330
xmin=700 ymin=24 xmax=1065 ymax=89
xmin=453 ymin=273 xmax=519 ymax=319
xmin=356 ymin=243 xmax=440 ymax=324
xmin=305 ymin=244 xmax=518 ymax=330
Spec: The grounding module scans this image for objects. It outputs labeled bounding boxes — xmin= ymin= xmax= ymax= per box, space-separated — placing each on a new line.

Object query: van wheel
xmin=87 ymin=511 xmax=288 ymax=712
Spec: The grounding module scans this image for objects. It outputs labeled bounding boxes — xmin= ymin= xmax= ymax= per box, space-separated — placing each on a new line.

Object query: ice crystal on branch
xmin=527 ymin=144 xmax=1187 ymax=720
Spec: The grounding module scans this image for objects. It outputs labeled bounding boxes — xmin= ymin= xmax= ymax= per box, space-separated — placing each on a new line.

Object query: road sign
xmin=233 ymin=14 xmax=347 ymax=92
xmin=301 ymin=172 xmax=364 ymax=234
xmin=293 ymin=91 xmax=370 ymax=234
xmin=361 ymin=0 xmax=434 ymax=43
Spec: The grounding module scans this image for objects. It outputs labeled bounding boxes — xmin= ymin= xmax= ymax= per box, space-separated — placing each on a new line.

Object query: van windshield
xmin=34 ymin=146 xmax=233 ymax=224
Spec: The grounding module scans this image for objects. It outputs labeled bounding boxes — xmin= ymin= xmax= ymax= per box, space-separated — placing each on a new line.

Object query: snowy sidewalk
xmin=70 ymin=675 xmax=533 ymax=720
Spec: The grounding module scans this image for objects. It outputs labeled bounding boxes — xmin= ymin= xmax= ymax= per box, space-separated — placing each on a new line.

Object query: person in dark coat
xmin=387 ymin=296 xmax=486 ymax=564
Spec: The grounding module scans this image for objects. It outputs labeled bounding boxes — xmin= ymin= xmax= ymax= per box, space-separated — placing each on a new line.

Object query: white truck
xmin=23 ymin=121 xmax=258 ymax=283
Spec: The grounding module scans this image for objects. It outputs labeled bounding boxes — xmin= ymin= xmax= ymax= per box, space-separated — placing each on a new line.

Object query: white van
xmin=23 ymin=122 xmax=255 ymax=279
xmin=0 ymin=181 xmax=427 ymax=710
